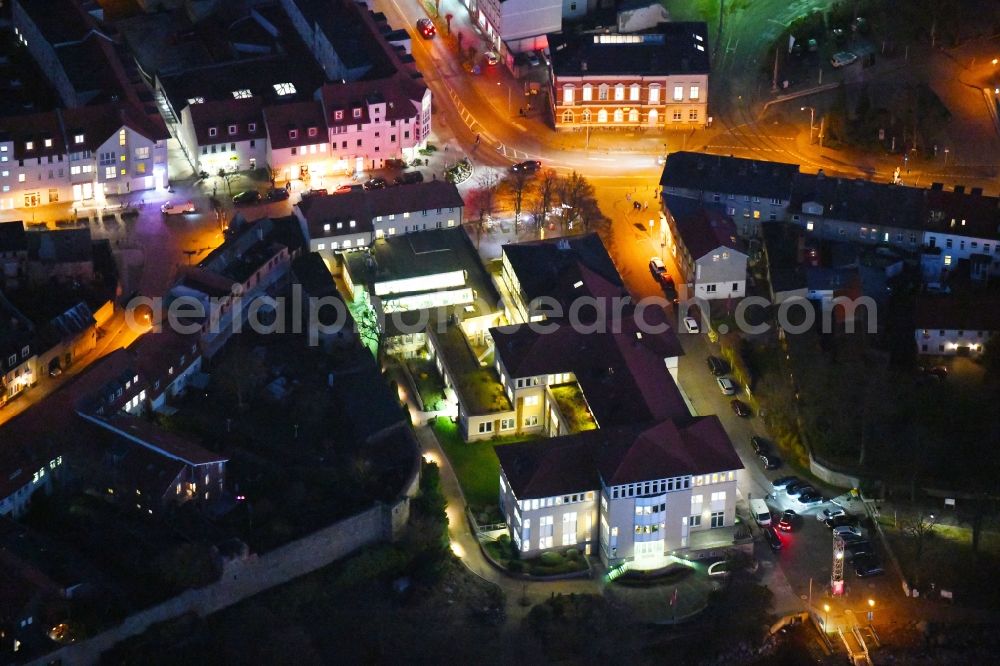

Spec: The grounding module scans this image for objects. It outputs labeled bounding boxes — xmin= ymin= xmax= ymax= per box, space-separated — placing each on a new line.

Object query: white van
xmin=750 ymin=498 xmax=771 ymax=526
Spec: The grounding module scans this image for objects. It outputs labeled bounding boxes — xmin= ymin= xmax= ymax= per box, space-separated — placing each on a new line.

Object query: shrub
xmin=497 ymin=533 xmax=510 ymax=544
xmin=507 ymin=560 xmax=526 ymax=573
xmin=564 ymin=548 xmax=580 ymax=560
xmin=539 ymin=551 xmax=564 ymax=566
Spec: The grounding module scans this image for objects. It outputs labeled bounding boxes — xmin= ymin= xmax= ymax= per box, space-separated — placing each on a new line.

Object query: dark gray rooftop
xmin=550 ymin=22 xmax=710 ymax=77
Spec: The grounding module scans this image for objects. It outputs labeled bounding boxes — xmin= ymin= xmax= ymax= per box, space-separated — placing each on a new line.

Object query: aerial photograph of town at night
xmin=2 ymin=0 xmax=1000 ymax=663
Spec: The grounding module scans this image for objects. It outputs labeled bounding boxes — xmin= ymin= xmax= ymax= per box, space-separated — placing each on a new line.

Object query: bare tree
xmin=217 ymin=166 xmax=240 ymax=197
xmin=501 ymin=171 xmax=531 ymax=235
xmin=902 ymin=512 xmax=937 ymax=587
xmin=467 ymin=171 xmax=501 ymax=248
xmin=558 ymin=171 xmax=598 ymax=232
xmin=529 ymin=168 xmax=559 ymax=233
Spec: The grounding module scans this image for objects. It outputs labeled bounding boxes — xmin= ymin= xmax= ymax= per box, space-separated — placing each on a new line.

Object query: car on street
xmin=845 ymin=540 xmax=873 ymax=559
xmin=854 ymin=554 xmax=884 ymax=577
xmin=394 ymin=171 xmax=424 ymax=185
xmin=787 ymin=484 xmax=815 ymax=498
xmin=683 ymin=316 xmax=700 ymax=334
xmin=760 ymin=455 xmax=781 ymax=470
xmin=333 ymin=184 xmax=361 ymax=195
xmin=831 ymin=51 xmax=858 ymax=68
xmin=818 ymin=507 xmax=847 ymax=522
xmin=825 ymin=516 xmax=858 ymax=530
xmin=717 ymin=377 xmax=737 ymax=395
xmin=484 ymin=51 xmax=499 ymax=66
xmin=707 ymin=356 xmax=728 ymax=376
xmin=750 ymin=436 xmax=769 ymax=455
xmin=797 ymin=493 xmax=824 ymax=506
xmin=233 ymin=190 xmax=261 ymax=205
xmin=160 ymin=201 xmax=195 ymax=215
xmin=511 ymin=160 xmax=542 ymax=174
xmin=417 ymin=18 xmax=436 ymax=39
xmin=832 ymin=525 xmax=862 ymax=538
xmin=526 ymin=51 xmax=541 ymax=67
xmin=266 ymin=187 xmax=290 ymax=201
xmin=363 ymin=177 xmax=387 ymax=190
xmin=772 ymin=476 xmax=799 ymax=491
xmin=730 ymin=399 xmax=752 ymax=417
xmin=777 ymin=509 xmax=797 ymax=532
xmin=763 ymin=526 xmax=782 ymax=551
xmin=784 ymin=480 xmax=810 ymax=496
xmin=649 ymin=256 xmax=668 ymax=281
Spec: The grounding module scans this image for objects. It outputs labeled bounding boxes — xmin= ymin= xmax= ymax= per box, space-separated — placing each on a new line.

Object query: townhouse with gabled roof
xmin=661 ymin=195 xmax=747 ymax=301
xmin=179 ymin=98 xmax=267 ymax=176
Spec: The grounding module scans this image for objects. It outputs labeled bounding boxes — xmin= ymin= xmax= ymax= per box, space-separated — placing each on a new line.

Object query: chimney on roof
xmin=816 ymin=169 xmax=825 ymax=179
xmin=581 ymin=60 xmax=588 ymax=71
xmin=954 ymin=185 xmax=965 ymax=194
xmin=971 ymin=187 xmax=983 ymax=196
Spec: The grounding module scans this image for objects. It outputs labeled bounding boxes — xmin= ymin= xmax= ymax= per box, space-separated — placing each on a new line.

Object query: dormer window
xmin=248 ymin=122 xmax=256 ymax=132
xmin=353 ymin=108 xmax=362 ymax=119
xmin=25 ymin=141 xmax=33 ymax=151
xmin=208 ymin=127 xmax=217 ymax=137
xmin=43 ymin=138 xmax=52 ymax=148
xmin=232 ymin=89 xmax=252 ymax=99
xmin=308 ymin=127 xmax=318 ymax=137
xmin=334 ymin=110 xmax=344 ymax=121
xmin=187 ymin=97 xmax=205 ymax=105
xmin=289 ymin=129 xmax=298 ymax=139
xmin=74 ymin=134 xmax=84 ymax=144
xmin=228 ymin=125 xmax=238 ymax=135
xmin=274 ymin=82 xmax=296 ymax=96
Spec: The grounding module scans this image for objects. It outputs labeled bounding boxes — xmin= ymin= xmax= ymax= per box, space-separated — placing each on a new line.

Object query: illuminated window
xmin=597 ymin=109 xmax=608 ymax=123
xmin=562 ymin=110 xmax=573 ymax=123
xmin=562 ymin=85 xmax=574 ymax=105
xmin=613 ymin=109 xmax=623 ymax=123
xmin=335 ymin=110 xmax=344 ymax=120
xmin=614 ymin=84 xmax=624 ymax=101
xmin=105 ymin=166 xmax=116 ymax=179
xmin=673 ymin=86 xmax=683 ymax=101
xmin=25 ymin=141 xmax=33 ymax=150
xmin=648 ymin=85 xmax=660 ymax=104
xmin=690 ymin=86 xmax=700 ymax=100
xmin=187 ymin=97 xmax=204 ymax=105
xmin=598 ymin=84 xmax=609 ymax=101
xmin=582 ymin=84 xmax=592 ymax=101
xmin=274 ymin=82 xmax=296 ymax=95
xmin=353 ymin=108 xmax=362 ymax=118
xmin=44 ymin=138 xmax=52 ymax=147
xmin=119 ymin=129 xmax=126 ymax=146
xmin=630 ymin=84 xmax=640 ymax=101
xmin=232 ymin=89 xmax=252 ymax=99
xmin=208 ymin=127 xmax=217 ymax=137
xmin=628 ymin=109 xmax=638 ymax=123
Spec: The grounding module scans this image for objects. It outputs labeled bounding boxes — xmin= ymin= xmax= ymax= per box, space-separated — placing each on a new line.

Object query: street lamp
xmin=801 ymin=106 xmax=816 ymax=144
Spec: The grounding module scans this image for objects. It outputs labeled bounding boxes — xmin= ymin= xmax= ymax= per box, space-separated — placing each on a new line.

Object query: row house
xmin=264 ymin=101 xmax=332 ymax=185
xmin=549 ymin=24 xmax=710 ymax=132
xmin=496 ymin=417 xmax=743 ymax=568
xmin=179 ymin=98 xmax=267 ymax=176
xmin=922 ymin=188 xmax=1000 ymax=276
xmin=0 ymin=291 xmax=36 ymax=407
xmin=297 ymin=181 xmax=464 ymax=252
xmin=914 ymin=296 xmax=1000 ymax=358
xmin=0 ymin=104 xmax=168 ymax=211
xmin=661 ymin=196 xmax=748 ymax=301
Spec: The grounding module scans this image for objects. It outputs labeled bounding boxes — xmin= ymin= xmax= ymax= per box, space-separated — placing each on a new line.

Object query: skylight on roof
xmin=573 ymin=280 xmax=584 ymax=288
xmin=694 ymin=34 xmax=704 ymax=42
xmin=695 ymin=44 xmax=705 ymax=51
xmin=274 ymin=82 xmax=296 ymax=96
xmin=232 ymin=89 xmax=252 ymax=99
xmin=187 ymin=97 xmax=204 ymax=105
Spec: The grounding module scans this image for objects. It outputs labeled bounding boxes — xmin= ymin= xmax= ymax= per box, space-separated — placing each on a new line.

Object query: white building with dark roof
xmin=263 ymin=101 xmax=331 ymax=185
xmin=549 ymin=22 xmax=710 ymax=131
xmin=179 ymin=98 xmax=267 ymax=175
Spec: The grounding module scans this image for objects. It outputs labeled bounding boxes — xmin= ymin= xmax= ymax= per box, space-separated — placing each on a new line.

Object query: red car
xmin=777 ymin=509 xmax=796 ymax=532
xmin=417 ymin=18 xmax=436 ymax=39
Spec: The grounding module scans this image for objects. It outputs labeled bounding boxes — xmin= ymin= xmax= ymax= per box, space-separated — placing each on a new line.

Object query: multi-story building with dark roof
xmin=548 ymin=22 xmax=711 ymax=132
xmin=496 ymin=417 xmax=743 ymax=568
xmin=661 ymin=196 xmax=748 ymax=301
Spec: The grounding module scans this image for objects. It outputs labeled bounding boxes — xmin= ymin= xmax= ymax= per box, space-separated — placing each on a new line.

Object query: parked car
xmin=684 ymin=316 xmax=700 ymax=334
xmin=363 ymin=177 xmax=387 ymax=190
xmin=707 ymin=356 xmax=729 ymax=376
xmin=511 ymin=160 xmax=542 ymax=174
xmin=730 ymin=399 xmax=752 ymax=417
xmin=160 ymin=201 xmax=195 ymax=215
xmin=784 ymin=480 xmax=810 ymax=495
xmin=797 ymin=493 xmax=824 ymax=506
xmin=717 ymin=377 xmax=737 ymax=395
xmin=777 ymin=509 xmax=797 ymax=532
xmin=394 ymin=171 xmax=424 ymax=185
xmin=840 ymin=532 xmax=867 ymax=544
xmin=266 ymin=187 xmax=290 ymax=201
xmin=416 ymin=17 xmax=436 ymax=39
xmin=832 ymin=525 xmax=862 ymax=538
xmin=928 ymin=365 xmax=949 ymax=380
xmin=233 ymin=190 xmax=261 ymax=205
xmin=300 ymin=188 xmax=328 ymax=200
xmin=772 ymin=476 xmax=799 ymax=491
xmin=831 ymin=51 xmax=858 ymax=68
xmin=786 ymin=484 xmax=815 ymax=498
xmin=825 ymin=515 xmax=857 ymax=530
xmin=750 ymin=436 xmax=769 ymax=455
xmin=818 ymin=507 xmax=847 ymax=522
xmin=760 ymin=455 xmax=781 ymax=470
xmin=484 ymin=51 xmax=499 ymax=66
xmin=649 ymin=256 xmax=668 ymax=281
xmin=845 ymin=540 xmax=873 ymax=559
xmin=854 ymin=554 xmax=884 ymax=577
xmin=333 ymin=184 xmax=361 ymax=194
xmin=763 ymin=526 xmax=783 ymax=551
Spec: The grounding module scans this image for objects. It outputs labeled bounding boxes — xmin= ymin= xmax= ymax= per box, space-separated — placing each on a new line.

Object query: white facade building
xmin=179 ymin=99 xmax=267 ymax=176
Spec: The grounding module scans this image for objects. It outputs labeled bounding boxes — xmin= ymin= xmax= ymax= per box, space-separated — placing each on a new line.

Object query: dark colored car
xmin=731 ymin=399 xmax=752 ymax=418
xmin=394 ymin=171 xmax=424 ymax=185
xmin=511 ymin=160 xmax=542 ymax=174
xmin=786 ymin=484 xmax=815 ymax=498
xmin=266 ymin=187 xmax=290 ymax=201
xmin=854 ymin=554 xmax=884 ymax=577
xmin=417 ymin=17 xmax=436 ymax=39
xmin=751 ymin=436 xmax=769 ymax=455
xmin=839 ymin=531 xmax=867 ymax=544
xmin=772 ymin=476 xmax=799 ymax=491
xmin=233 ymin=190 xmax=261 ymax=205
xmin=784 ymin=480 xmax=809 ymax=495
xmin=763 ymin=526 xmax=782 ymax=551
xmin=797 ymin=492 xmax=824 ymax=506
xmin=777 ymin=509 xmax=797 ymax=532
xmin=363 ymin=177 xmax=387 ymax=191
xmin=760 ymin=455 xmax=781 ymax=470
xmin=707 ymin=356 xmax=728 ymax=376
xmin=928 ymin=365 xmax=948 ymax=379
xmin=300 ymin=188 xmax=328 ymax=199
xmin=846 ymin=540 xmax=873 ymax=558
xmin=825 ymin=516 xmax=858 ymax=530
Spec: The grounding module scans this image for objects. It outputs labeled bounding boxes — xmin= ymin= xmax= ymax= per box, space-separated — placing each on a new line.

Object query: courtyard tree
xmin=216 ymin=339 xmax=267 ymax=411
xmin=501 ymin=170 xmax=531 ymax=235
xmin=467 ymin=170 xmax=501 ymax=247
xmin=529 ymin=168 xmax=559 ymax=232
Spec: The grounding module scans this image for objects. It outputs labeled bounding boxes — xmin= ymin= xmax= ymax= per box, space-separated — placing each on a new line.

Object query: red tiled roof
xmin=263 ymin=101 xmax=328 ymax=150
xmin=663 ymin=196 xmax=741 ymax=260
xmin=187 ymin=98 xmax=264 ymax=146
xmin=320 ymin=71 xmax=426 ymax=126
xmin=98 ymin=415 xmax=227 ymax=466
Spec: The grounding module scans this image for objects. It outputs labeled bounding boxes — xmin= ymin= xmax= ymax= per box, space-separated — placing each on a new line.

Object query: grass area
xmin=549 ymin=384 xmax=597 ymax=432
xmin=407 ymin=357 xmax=446 ymax=411
xmin=431 ymin=417 xmax=538 ymax=520
xmin=486 ymin=537 xmax=588 ymax=576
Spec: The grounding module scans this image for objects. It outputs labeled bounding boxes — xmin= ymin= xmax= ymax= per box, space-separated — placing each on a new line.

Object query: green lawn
xmin=431 ymin=418 xmax=540 ymax=517
xmin=407 ymin=358 xmax=446 ymax=411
